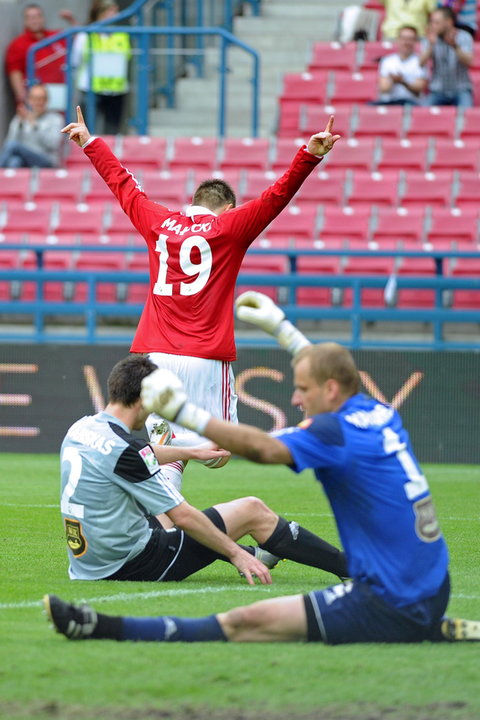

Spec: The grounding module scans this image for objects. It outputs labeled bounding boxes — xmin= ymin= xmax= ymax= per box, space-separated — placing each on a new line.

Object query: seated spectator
xmin=380 ymin=0 xmax=437 ymax=40
xmin=5 ymin=3 xmax=77 ymax=111
xmin=437 ymin=0 xmax=477 ymax=37
xmin=0 ymin=84 xmax=64 ymax=168
xmin=420 ymin=6 xmax=474 ymax=106
xmin=375 ymin=26 xmax=428 ymax=105
xmin=71 ymin=0 xmax=131 ymax=135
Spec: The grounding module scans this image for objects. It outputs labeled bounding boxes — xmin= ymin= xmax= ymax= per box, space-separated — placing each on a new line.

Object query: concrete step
xmin=147 ymin=0 xmax=345 ymax=137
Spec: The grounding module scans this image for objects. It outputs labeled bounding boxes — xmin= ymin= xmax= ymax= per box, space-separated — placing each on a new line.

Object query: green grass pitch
xmin=0 ymin=454 xmax=479 ymax=720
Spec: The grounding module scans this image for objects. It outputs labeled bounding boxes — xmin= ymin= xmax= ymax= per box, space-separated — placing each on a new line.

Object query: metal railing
xmin=26 ymin=17 xmax=260 ymax=137
xmin=1 ymin=245 xmax=479 ymax=349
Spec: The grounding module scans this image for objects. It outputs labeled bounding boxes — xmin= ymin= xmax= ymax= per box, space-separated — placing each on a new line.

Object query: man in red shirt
xmin=5 ymin=3 xmax=76 ymax=106
xmin=61 ymin=106 xmax=340 ymax=491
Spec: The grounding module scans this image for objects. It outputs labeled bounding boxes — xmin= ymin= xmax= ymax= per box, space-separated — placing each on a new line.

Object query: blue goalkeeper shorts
xmin=303 ymin=573 xmax=450 ymax=644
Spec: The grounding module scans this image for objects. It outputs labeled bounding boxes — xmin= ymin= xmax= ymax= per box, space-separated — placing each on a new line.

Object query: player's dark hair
xmin=192 ymin=179 xmax=236 ymax=211
xmin=293 ymin=342 xmax=361 ymax=396
xmin=435 ymin=6 xmax=456 ymax=23
xmin=107 ymin=355 xmax=157 ymax=407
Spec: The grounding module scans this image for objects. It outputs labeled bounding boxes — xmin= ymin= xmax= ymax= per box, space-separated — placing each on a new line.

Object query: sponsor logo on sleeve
xmin=139 ymin=445 xmax=161 ymax=474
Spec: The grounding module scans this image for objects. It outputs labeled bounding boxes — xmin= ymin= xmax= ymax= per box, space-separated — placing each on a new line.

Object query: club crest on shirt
xmin=65 ymin=518 xmax=87 ymax=557
xmin=139 ymin=445 xmax=161 ymax=474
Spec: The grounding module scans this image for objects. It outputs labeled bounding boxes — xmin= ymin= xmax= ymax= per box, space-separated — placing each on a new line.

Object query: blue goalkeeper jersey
xmin=275 ymin=393 xmax=449 ymax=608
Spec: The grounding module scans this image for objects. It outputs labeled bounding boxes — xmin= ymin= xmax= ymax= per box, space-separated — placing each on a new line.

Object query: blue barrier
xmin=0 ymin=245 xmax=479 ymax=348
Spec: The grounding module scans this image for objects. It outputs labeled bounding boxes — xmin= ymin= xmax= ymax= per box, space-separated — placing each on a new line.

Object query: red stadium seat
xmin=353 ymin=105 xmax=405 ymax=139
xmin=72 ymin=251 xmax=125 ymax=303
xmin=276 ymin=104 xmax=305 ymax=138
xmin=118 ymin=136 xmax=167 ymax=171
xmin=454 ymin=172 xmax=480 ymax=212
xmin=450 ymin=257 xmax=480 ymax=308
xmin=357 ymin=40 xmax=394 ymax=71
xmin=296 ymin=254 xmax=342 ymax=306
xmin=168 ymin=137 xmax=218 ymax=173
xmin=459 ymin=107 xmax=480 ymax=139
xmin=263 ymin=205 xmax=318 ymax=241
xmin=41 ymin=250 xmax=74 ymax=302
xmin=429 ymin=140 xmax=480 ymax=173
xmin=237 ymin=253 xmax=289 ymax=302
xmin=406 ymin=106 xmax=458 ymax=140
xmin=219 ymin=138 xmax=270 ymax=172
xmin=328 ymin=71 xmax=378 ymax=106
xmin=400 ymin=172 xmax=454 ymax=210
xmin=0 ymin=201 xmax=54 ymax=235
xmin=279 ymin=71 xmax=330 ymax=111
xmin=270 ymin=137 xmax=308 ymax=172
xmin=396 ymin=255 xmax=437 ymax=308
xmin=323 ymin=138 xmax=376 ymax=171
xmin=0 ymin=169 xmax=32 ymax=201
xmin=239 ymin=171 xmax=281 ymax=204
xmin=319 ymin=206 xmax=371 ymax=243
xmin=296 ymin=255 xmax=341 ymax=307
xmin=426 ymin=208 xmax=479 ymax=246
xmin=373 ymin=207 xmax=426 ymax=245
xmin=347 ymin=170 xmax=400 ymax=207
xmin=308 ymin=42 xmax=358 ymax=72
xmin=343 ymin=255 xmax=396 ymax=307
xmin=294 ymin=169 xmax=347 ymax=210
xmin=65 ymin=136 xmax=118 ymax=166
xmin=33 ymin=168 xmax=85 ymax=203
xmin=82 ymin=171 xmax=117 ymax=204
xmin=0 ymin=249 xmax=21 ymax=300
xmin=54 ymin=203 xmax=106 ymax=236
xmin=140 ymin=170 xmax=191 ymax=208
xmin=300 ymin=105 xmax=353 ymax=140
xmin=376 ymin=138 xmax=429 ymax=172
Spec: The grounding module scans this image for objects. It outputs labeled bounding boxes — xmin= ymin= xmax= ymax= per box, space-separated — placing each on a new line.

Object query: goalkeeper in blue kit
xmin=45 ymin=293 xmax=479 ymax=644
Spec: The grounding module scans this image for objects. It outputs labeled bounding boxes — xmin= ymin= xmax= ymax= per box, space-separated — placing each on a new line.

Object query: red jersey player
xmin=62 ymin=107 xmax=340 ymax=493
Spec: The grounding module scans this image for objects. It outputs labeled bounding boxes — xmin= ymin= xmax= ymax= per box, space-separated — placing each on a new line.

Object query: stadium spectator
xmin=56 ymin=353 xmax=347 ymax=583
xmin=60 ymin=106 xmax=340 ymax=495
xmin=374 ymin=25 xmax=428 ymax=105
xmin=71 ymin=0 xmax=131 ymax=134
xmin=420 ymin=6 xmax=474 ymax=106
xmin=0 ymin=84 xmax=64 ymax=168
xmin=45 ymin=294 xmax=480 ymax=644
xmin=437 ymin=0 xmax=477 ymax=37
xmin=5 ymin=3 xmax=77 ymax=109
xmin=379 ymin=0 xmax=437 ymax=39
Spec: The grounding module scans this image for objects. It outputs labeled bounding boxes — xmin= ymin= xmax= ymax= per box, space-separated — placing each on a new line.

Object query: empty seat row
xmin=281 ymin=104 xmax=480 ymax=143
xmin=306 ymin=40 xmax=480 ymax=75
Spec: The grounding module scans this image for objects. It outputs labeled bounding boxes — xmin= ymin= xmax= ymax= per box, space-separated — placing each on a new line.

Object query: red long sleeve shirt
xmin=5 ymin=29 xmax=66 ymax=84
xmin=84 ymin=138 xmax=321 ymax=360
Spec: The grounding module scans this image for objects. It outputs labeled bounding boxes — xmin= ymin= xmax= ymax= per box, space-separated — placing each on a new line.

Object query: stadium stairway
xmin=148 ymin=0 xmax=353 ymax=138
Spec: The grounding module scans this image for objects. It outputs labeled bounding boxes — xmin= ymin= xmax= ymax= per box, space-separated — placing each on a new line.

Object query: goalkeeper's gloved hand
xmin=235 ymin=290 xmax=286 ymax=334
xmin=235 ymin=291 xmax=311 ymax=356
xmin=141 ymin=369 xmax=211 ymax=434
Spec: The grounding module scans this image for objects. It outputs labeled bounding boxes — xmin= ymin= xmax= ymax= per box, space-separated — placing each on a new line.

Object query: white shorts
xmin=146 ymin=353 xmax=238 ymax=446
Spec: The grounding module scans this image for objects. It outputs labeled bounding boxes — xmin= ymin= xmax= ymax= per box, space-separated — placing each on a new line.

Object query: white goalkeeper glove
xmin=235 ymin=291 xmax=311 ymax=356
xmin=141 ymin=369 xmax=211 ymax=434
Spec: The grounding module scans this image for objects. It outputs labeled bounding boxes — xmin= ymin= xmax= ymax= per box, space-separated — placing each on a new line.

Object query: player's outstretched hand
xmin=61 ymin=106 xmax=91 ymax=147
xmin=232 ymin=547 xmax=273 ymax=586
xmin=235 ymin=290 xmax=285 ymax=335
xmin=307 ymin=115 xmax=341 ymax=157
xmin=141 ymin=368 xmax=187 ymax=419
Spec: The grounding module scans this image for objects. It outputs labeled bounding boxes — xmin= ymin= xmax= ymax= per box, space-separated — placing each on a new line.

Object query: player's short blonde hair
xmin=192 ymin=179 xmax=236 ymax=211
xmin=292 ymin=342 xmax=360 ymax=396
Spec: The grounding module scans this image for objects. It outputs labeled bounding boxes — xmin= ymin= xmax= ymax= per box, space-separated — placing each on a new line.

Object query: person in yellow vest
xmin=71 ymin=0 xmax=131 ymax=134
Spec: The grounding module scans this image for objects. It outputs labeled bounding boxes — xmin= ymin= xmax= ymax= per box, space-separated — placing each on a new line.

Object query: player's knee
xmin=241 ymin=496 xmax=276 ymax=522
xmin=220 ymin=604 xmax=263 ymax=640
